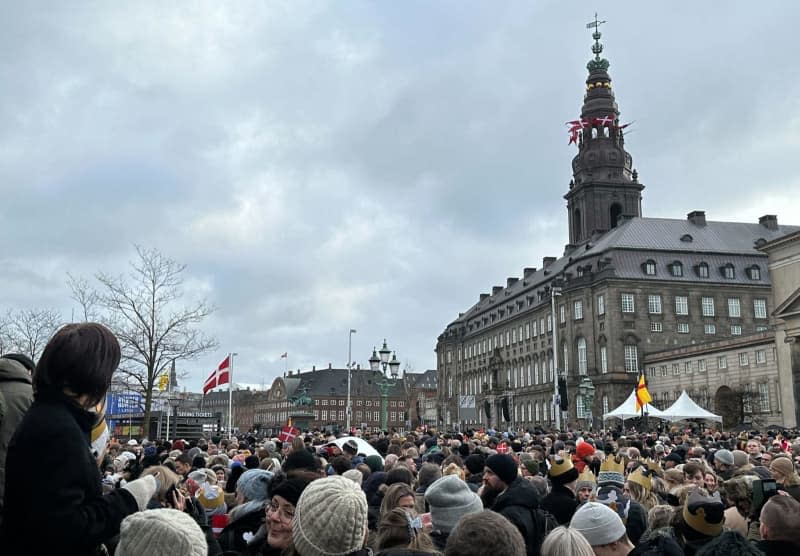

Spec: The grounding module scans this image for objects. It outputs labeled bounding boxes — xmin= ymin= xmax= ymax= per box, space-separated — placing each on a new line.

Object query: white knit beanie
xmin=116 ymin=508 xmax=206 ymax=556
xmin=292 ymin=476 xmax=368 ymax=556
xmin=570 ymin=501 xmax=626 ymax=546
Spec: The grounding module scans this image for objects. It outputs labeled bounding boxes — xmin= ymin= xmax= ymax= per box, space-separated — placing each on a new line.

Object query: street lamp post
xmin=346 ymin=329 xmax=357 ymax=432
xmin=550 ymin=286 xmax=563 ymax=429
xmin=369 ymin=339 xmax=401 ymax=432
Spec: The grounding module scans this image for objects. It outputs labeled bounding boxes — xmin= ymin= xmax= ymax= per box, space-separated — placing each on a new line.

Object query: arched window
xmin=535 ymin=402 xmax=540 ymax=422
xmin=574 ymin=208 xmax=583 ymax=240
xmin=527 ymin=363 xmax=532 ymax=385
xmin=562 ymin=341 xmax=569 ymax=375
xmin=577 ymin=337 xmax=587 ymax=375
xmin=534 ymin=359 xmax=539 ymax=385
xmin=610 ymin=203 xmax=623 ymax=228
xmin=527 ymin=402 xmax=532 ymax=423
xmin=602 ymin=395 xmax=609 ymax=416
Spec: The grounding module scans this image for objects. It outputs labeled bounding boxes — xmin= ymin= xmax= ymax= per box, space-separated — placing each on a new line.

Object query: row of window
xmin=647 ymin=349 xmax=770 ymax=378
xmin=623 ymin=294 xmax=768 ymax=319
xmin=313 ymin=399 xmax=405 ymax=408
xmin=650 ymin=322 xmax=768 ymax=335
xmin=650 ymin=383 xmax=774 ymax=414
xmin=314 ymin=410 xmax=406 ymax=422
xmin=642 ymin=260 xmax=761 ymax=281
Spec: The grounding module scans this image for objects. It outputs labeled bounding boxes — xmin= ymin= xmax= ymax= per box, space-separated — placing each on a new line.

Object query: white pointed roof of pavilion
xmin=659 ymin=390 xmax=723 ymax=422
xmin=602 ymin=388 xmax=666 ymax=420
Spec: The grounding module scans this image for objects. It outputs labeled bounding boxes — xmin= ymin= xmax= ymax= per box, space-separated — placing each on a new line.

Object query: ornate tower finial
xmin=586 ymin=13 xmax=609 ymax=72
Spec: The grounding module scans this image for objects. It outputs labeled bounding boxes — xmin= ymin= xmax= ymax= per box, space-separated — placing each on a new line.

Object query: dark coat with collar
xmin=755 ymin=539 xmax=800 ymax=556
xmin=540 ymin=483 xmax=578 ymax=525
xmin=0 ymin=358 xmax=33 ymax=518
xmin=491 ymin=477 xmax=542 ymax=556
xmin=1 ymin=390 xmax=138 ymax=555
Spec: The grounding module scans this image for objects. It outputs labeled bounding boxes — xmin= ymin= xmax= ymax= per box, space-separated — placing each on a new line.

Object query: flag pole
xmin=228 ymin=353 xmax=233 ymax=440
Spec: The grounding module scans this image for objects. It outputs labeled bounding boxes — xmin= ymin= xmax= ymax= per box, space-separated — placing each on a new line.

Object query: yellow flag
xmin=635 ymin=373 xmax=652 ymax=412
xmin=158 ymin=373 xmax=169 ymax=391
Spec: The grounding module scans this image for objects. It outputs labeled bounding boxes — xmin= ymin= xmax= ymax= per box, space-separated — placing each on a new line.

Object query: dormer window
xmin=696 ymin=262 xmax=709 ymax=278
xmin=642 ymin=260 xmax=657 ymax=276
xmin=721 ymin=264 xmax=735 ymax=279
xmin=577 ymin=267 xmax=584 ymax=277
xmin=747 ymin=265 xmax=761 ymax=280
xmin=680 ymin=234 xmax=693 ymax=243
xmin=669 ymin=261 xmax=684 ymax=277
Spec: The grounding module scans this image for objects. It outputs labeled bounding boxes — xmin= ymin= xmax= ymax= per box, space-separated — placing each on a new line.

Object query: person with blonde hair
xmin=380 ymin=483 xmax=417 ymax=519
xmin=541 ymin=525 xmax=595 ymax=556
xmin=442 ymin=462 xmax=465 ymax=481
xmin=140 ymin=465 xmax=183 ymax=508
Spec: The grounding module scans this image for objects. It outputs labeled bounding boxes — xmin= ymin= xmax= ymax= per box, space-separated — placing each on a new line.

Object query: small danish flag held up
xmin=279 ymin=425 xmax=299 ymax=443
xmin=203 ymin=356 xmax=231 ymax=395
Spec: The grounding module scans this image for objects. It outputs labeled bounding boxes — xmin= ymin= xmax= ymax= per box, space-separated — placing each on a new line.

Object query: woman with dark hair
xmin=2 ymin=323 xmax=158 ymax=556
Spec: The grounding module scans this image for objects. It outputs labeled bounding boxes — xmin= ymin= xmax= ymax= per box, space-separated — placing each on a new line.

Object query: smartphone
xmin=752 ymin=478 xmax=778 ymax=517
xmin=421 ymin=513 xmax=432 ymax=529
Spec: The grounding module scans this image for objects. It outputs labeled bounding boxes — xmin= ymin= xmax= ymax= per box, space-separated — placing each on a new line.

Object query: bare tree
xmin=3 ymin=308 xmax=62 ymax=361
xmin=69 ymin=246 xmax=218 ymax=431
xmin=67 ymin=272 xmax=100 ymax=322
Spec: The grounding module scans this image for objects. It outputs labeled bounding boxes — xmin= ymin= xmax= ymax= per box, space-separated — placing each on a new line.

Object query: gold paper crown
xmin=577 ymin=467 xmax=596 ymax=485
xmin=626 ymin=465 xmax=653 ymax=491
xmin=644 ymin=458 xmax=664 ymax=478
xmin=549 ymin=455 xmax=575 ymax=477
xmin=682 ymin=491 xmax=724 ymax=537
xmin=599 ymin=455 xmax=625 ymax=475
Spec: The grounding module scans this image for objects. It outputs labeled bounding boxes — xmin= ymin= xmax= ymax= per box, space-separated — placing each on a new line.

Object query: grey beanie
xmin=424 ymin=475 xmax=484 ymax=533
xmin=714 ymin=449 xmax=734 ymax=466
xmin=116 ymin=508 xmax=206 ymax=556
xmin=292 ymin=476 xmax=368 ymax=556
xmin=236 ymin=469 xmax=273 ymax=502
xmin=570 ymin=501 xmax=627 ymax=546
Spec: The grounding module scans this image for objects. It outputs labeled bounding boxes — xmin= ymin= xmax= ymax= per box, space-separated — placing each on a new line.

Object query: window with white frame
xmin=624 ymin=345 xmax=638 ymax=373
xmin=559 ymin=304 xmax=566 ymax=324
xmin=675 ymin=296 xmax=689 ymax=315
xmin=677 ymin=323 xmax=690 ymax=333
xmin=602 ymin=395 xmax=609 ymax=416
xmin=698 ymin=359 xmax=706 ymax=372
xmin=650 ymin=322 xmax=663 ymax=332
xmin=577 ymin=337 xmax=587 ymax=375
xmin=600 ymin=346 xmax=608 ymax=374
xmin=621 ymin=293 xmax=635 ymax=313
xmin=644 ymin=261 xmax=656 ymax=275
xmin=505 ymin=331 xmax=510 ymax=345
xmin=731 ymin=325 xmax=742 ymax=336
xmin=722 ymin=264 xmax=735 ymax=279
xmin=512 ymin=328 xmax=516 ymax=343
xmin=535 ymin=402 xmax=540 ymax=422
xmin=539 ymin=318 xmax=545 ymax=335
xmin=534 ymin=361 xmax=539 ymax=384
xmin=739 ymin=353 xmax=749 ymax=367
xmin=574 ymin=300 xmax=584 ymax=320
xmin=749 ymin=266 xmax=761 ymax=280
xmin=718 ymin=356 xmax=727 ymax=369
xmin=758 ymin=382 xmax=770 ymax=412
xmin=756 ymin=349 xmax=767 ymax=364
xmin=525 ymin=323 xmax=530 ymax=339
xmin=532 ymin=320 xmax=538 ymax=336
xmin=597 ymin=294 xmax=605 ymax=316
xmin=704 ymin=324 xmax=716 ymax=335
xmin=648 ymin=367 xmax=656 ymax=378
xmin=660 ymin=365 xmax=668 ymax=377
xmin=648 ymin=295 xmax=662 ymax=314
xmin=518 ymin=325 xmax=523 ymax=342
xmin=672 ymin=363 xmax=680 ymax=375
xmin=701 ymin=297 xmax=715 ymax=317
xmin=698 ymin=263 xmax=709 ymax=278
xmin=754 ymin=299 xmax=767 ymax=319
xmin=547 ymin=314 xmax=552 ymax=332
xmin=576 ymin=394 xmax=586 ymax=418
xmin=321 ymin=410 xmax=328 ymax=420
xmin=756 ymin=325 xmax=768 ymax=332
xmin=728 ymin=298 xmax=741 ymax=318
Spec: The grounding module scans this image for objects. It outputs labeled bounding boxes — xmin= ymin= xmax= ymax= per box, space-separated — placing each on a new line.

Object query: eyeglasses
xmin=267 ymin=500 xmax=295 ymax=522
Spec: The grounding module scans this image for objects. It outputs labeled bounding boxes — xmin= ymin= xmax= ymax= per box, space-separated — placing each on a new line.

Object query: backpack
xmin=527 ymin=507 xmax=558 ymax=556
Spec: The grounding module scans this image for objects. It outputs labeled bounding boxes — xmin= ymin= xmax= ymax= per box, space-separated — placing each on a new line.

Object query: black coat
xmin=1 ymin=390 xmax=138 ymax=555
xmin=540 ymin=483 xmax=578 ymax=525
xmin=218 ymin=506 xmax=266 ymax=554
xmin=755 ymin=539 xmax=800 ymax=556
xmin=491 ymin=477 xmax=542 ymax=556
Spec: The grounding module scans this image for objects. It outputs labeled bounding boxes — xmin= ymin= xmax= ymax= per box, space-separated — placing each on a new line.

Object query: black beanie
xmin=486 ymin=454 xmax=518 ymax=485
xmin=283 ymin=448 xmax=317 ymax=473
xmin=465 ymin=454 xmax=485 ymax=475
xmin=245 ymin=455 xmax=260 ymax=469
xmin=458 ymin=442 xmax=471 ymax=458
xmin=270 ymin=477 xmax=312 ymax=507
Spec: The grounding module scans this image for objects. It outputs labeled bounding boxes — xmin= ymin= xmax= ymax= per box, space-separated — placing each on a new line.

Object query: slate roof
xmin=406 ymin=369 xmax=438 ymax=390
xmin=445 ymin=216 xmax=799 ymax=330
xmin=288 ymin=368 xmax=406 ymax=398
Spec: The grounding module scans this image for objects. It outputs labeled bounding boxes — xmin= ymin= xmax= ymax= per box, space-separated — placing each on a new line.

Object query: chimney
xmin=312 ymin=365 xmax=315 ymax=371
xmin=759 ymin=214 xmax=778 ymax=230
xmin=506 ymin=277 xmax=519 ymax=287
xmin=543 ymin=256 xmax=557 ymax=268
xmin=687 ymin=210 xmax=706 ymax=227
xmin=479 ymin=293 xmax=490 ymax=301
xmin=492 ymin=286 xmax=503 ymax=295
xmin=328 ymin=362 xmax=332 ymax=370
xmin=523 ymin=267 xmax=537 ymax=278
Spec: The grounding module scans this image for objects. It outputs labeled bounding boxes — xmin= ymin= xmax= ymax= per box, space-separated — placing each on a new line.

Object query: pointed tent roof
xmin=602 ymin=389 xmax=666 ymax=420
xmin=659 ymin=391 xmax=722 ymax=422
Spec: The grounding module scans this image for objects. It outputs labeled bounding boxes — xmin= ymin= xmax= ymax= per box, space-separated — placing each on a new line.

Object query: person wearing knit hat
xmin=424 ymin=475 xmax=483 ymax=534
xmin=218 ymin=469 xmax=273 ymax=554
xmin=116 ymin=508 xmax=206 ymax=556
xmin=343 ymin=468 xmax=364 ymax=486
xmin=364 ymin=454 xmax=384 ymax=474
xmin=769 ymin=455 xmax=800 ymax=501
xmin=292 ymin=476 xmax=370 ymax=556
xmin=574 ymin=440 xmax=597 ymax=473
xmin=731 ymin=449 xmax=751 ymax=469
xmin=576 ymin=468 xmax=597 ymax=503
xmin=677 ymin=490 xmax=724 ymax=553
xmin=255 ymin=477 xmax=313 ymax=554
xmin=570 ymin=501 xmax=632 ymax=554
xmin=713 ymin=449 xmax=735 ymax=480
xmin=483 ymin=453 xmax=546 ymax=553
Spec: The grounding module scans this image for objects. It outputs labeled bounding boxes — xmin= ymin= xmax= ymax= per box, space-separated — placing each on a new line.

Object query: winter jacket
xmin=1 ymin=389 xmax=139 ymax=555
xmin=628 ymin=527 xmax=684 ymax=556
xmin=0 ymin=358 xmax=32 ymax=519
xmin=490 ymin=477 xmax=543 ymax=556
xmin=540 ymin=483 xmax=578 ymax=525
xmin=754 ymin=539 xmax=800 ymax=556
xmin=218 ymin=504 xmax=267 ymax=554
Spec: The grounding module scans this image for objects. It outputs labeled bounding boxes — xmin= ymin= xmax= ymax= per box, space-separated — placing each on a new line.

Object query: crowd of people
xmin=1 ymin=322 xmax=800 ymax=556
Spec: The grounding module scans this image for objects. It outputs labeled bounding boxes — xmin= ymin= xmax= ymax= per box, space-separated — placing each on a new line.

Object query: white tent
xmin=659 ymin=391 xmax=723 ymax=422
xmin=602 ymin=389 xmax=666 ymax=421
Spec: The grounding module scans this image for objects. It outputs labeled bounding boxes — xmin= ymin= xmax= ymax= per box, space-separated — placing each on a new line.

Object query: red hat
xmin=576 ymin=442 xmax=596 ymax=460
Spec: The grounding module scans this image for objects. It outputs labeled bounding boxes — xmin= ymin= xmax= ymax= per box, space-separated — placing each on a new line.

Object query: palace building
xmin=435 ymin=25 xmax=798 ymax=431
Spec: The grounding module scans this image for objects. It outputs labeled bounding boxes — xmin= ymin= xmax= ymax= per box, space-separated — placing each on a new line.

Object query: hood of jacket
xmin=0 ymin=358 xmax=32 ymax=384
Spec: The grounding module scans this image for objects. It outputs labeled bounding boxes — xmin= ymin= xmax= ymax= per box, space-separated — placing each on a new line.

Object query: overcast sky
xmin=2 ymin=2 xmax=799 ymax=392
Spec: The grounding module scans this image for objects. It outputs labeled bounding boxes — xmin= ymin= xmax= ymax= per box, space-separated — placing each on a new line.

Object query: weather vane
xmin=586 ymin=13 xmax=607 ymax=61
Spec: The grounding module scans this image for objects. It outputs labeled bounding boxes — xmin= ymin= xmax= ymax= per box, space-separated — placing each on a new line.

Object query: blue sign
xmin=107 ymin=392 xmax=144 ymax=417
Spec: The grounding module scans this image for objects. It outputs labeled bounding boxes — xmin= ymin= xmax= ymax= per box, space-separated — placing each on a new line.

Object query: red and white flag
xmin=278 ymin=425 xmax=299 ymax=443
xmin=280 ymin=352 xmax=288 ymax=359
xmin=203 ymin=356 xmax=231 ymax=395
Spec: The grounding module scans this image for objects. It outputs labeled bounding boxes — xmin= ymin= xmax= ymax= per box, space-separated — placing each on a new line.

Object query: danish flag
xmin=203 ymin=356 xmax=231 ymax=395
xmin=279 ymin=425 xmax=299 ymax=443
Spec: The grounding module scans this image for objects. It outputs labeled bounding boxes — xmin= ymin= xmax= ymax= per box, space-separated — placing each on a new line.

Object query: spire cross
xmin=586 ymin=13 xmax=607 ymax=60
xmin=586 ymin=13 xmax=606 ymax=34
